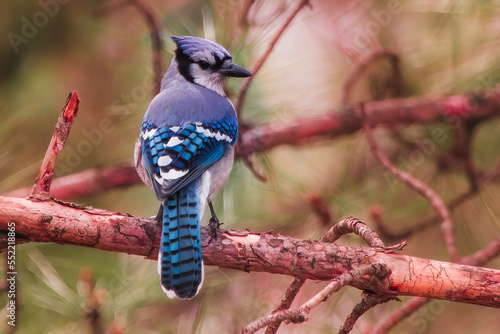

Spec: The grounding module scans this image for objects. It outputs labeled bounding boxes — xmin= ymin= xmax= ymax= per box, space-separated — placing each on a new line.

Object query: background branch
xmin=341 ymin=49 xmax=403 ymax=105
xmin=360 ymin=105 xmax=458 ymax=260
xmin=235 ymin=0 xmax=311 ymax=118
xmin=95 ymin=0 xmax=164 ymax=95
xmin=7 ymin=87 xmax=500 ymax=201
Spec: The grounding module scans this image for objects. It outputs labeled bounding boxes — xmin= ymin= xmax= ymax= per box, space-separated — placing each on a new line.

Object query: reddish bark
xmin=29 ymin=91 xmax=80 ymax=200
xmin=1 ymin=195 xmax=499 ymax=308
xmin=6 ymin=164 xmax=140 ymax=199
xmin=237 ymin=87 xmax=500 ymax=156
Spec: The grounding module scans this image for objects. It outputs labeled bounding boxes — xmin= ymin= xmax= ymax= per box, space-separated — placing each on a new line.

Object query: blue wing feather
xmin=140 ymin=119 xmax=237 ymax=201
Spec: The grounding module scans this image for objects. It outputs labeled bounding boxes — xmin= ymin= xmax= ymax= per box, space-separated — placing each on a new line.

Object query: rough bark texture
xmin=1 ymin=196 xmax=499 ymax=308
xmin=29 ymin=91 xmax=80 ymax=200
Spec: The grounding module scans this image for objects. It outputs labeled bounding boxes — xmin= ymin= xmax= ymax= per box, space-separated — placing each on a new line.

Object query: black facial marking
xmin=214 ymin=55 xmax=231 ymax=70
xmin=175 ymin=48 xmax=194 ymax=83
xmin=175 ymin=45 xmax=233 ymax=81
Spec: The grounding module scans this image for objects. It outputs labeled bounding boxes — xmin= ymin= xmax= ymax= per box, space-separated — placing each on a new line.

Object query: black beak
xmin=219 ymin=63 xmax=252 ymax=78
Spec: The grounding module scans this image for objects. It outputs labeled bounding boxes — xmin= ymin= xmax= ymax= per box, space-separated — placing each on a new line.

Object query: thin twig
xmin=370 ymin=297 xmax=430 ymax=334
xmin=131 ymin=0 xmax=164 ymax=95
xmin=360 ymin=105 xmax=458 ymax=261
xmin=242 ymin=264 xmax=391 ymax=334
xmin=309 ymin=194 xmax=333 ymax=227
xmin=264 ymin=277 xmax=306 ymax=334
xmin=95 ymin=0 xmax=163 ymax=96
xmin=264 ymin=213 xmax=349 ymax=334
xmin=29 ymin=91 xmax=80 ymax=201
xmin=375 ymin=159 xmax=500 ymax=241
xmin=235 ymin=0 xmax=311 ymax=118
xmin=242 ymin=154 xmax=267 ymax=182
xmin=339 ymin=292 xmax=394 ymax=334
xmin=342 ymin=49 xmax=402 ymax=105
xmin=327 ymin=217 xmax=399 ymax=334
xmin=462 ymin=237 xmax=500 ymax=266
xmin=235 ymin=0 xmax=310 ymax=182
xmin=323 ymin=216 xmax=386 ymax=248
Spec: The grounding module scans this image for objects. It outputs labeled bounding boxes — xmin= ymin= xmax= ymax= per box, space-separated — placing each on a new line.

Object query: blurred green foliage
xmin=1 ymin=0 xmax=500 ymax=333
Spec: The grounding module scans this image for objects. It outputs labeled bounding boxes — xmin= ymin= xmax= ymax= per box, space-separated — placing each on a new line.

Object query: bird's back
xmin=144 ymin=75 xmax=237 ymax=127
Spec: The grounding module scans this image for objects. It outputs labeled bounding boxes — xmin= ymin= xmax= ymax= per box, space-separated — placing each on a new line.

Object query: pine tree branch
xmin=235 ymin=0 xmax=311 ymax=118
xmin=242 ymin=264 xmax=392 ymax=334
xmin=1 ymin=195 xmax=499 ymax=308
xmin=360 ymin=104 xmax=458 ymax=261
xmin=29 ymin=91 xmax=80 ymax=201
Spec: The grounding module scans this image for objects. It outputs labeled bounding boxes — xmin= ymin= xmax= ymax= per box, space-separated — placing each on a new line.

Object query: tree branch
xmin=235 ymin=0 xmax=311 ymax=118
xmin=130 ymin=0 xmax=164 ymax=95
xmin=6 ymin=164 xmax=140 ymax=200
xmin=339 ymin=292 xmax=394 ymax=334
xmin=236 ymin=87 xmax=500 ymax=156
xmin=1 ymin=196 xmax=499 ymax=308
xmin=371 ymin=235 xmax=500 ymax=333
xmin=6 ymin=87 xmax=500 ymax=200
xmin=263 ymin=216 xmax=400 ymax=334
xmin=371 ymin=297 xmax=430 ymax=334
xmin=29 ymin=91 xmax=80 ymax=201
xmin=95 ymin=0 xmax=164 ymax=95
xmin=360 ymin=104 xmax=458 ymax=261
xmin=242 ymin=264 xmax=392 ymax=334
xmin=341 ymin=49 xmax=403 ymax=105
xmin=264 ymin=277 xmax=305 ymax=334
xmin=373 ymin=158 xmax=500 ymax=241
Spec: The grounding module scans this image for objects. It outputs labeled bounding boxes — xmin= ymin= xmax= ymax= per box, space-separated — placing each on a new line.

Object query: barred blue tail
xmin=158 ymin=184 xmax=203 ymax=299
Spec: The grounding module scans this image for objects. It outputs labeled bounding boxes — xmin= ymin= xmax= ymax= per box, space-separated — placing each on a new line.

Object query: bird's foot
xmin=209 ymin=216 xmax=223 ymax=240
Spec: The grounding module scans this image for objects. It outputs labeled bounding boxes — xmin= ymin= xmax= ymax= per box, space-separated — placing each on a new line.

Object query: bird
xmin=134 ymin=36 xmax=251 ymax=299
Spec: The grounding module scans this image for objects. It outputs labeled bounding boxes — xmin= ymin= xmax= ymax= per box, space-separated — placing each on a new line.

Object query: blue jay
xmin=134 ymin=36 xmax=251 ymax=299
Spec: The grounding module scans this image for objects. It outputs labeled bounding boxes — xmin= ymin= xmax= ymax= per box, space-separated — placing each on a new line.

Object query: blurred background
xmin=1 ymin=0 xmax=500 ymax=333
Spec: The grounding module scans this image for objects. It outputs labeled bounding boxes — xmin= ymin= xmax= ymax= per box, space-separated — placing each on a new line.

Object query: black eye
xmin=198 ymin=61 xmax=210 ymax=69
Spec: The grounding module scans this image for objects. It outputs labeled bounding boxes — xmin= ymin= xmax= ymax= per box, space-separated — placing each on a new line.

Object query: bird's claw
xmin=209 ymin=217 xmax=223 ymax=240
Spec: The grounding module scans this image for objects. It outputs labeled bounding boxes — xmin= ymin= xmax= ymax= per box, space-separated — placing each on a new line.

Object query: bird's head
xmin=171 ymin=36 xmax=251 ymax=95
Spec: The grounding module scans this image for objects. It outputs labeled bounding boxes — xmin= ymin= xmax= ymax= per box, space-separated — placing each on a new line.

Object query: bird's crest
xmin=172 ymin=36 xmax=231 ymax=66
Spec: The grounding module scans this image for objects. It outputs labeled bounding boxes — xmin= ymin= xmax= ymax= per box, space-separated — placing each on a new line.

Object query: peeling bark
xmin=0 ymin=195 xmax=499 ymax=308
